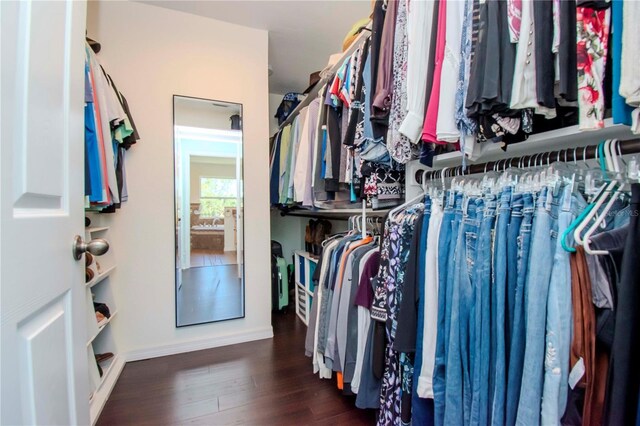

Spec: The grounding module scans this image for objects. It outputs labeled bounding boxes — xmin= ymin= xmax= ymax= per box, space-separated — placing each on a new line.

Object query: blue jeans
xmin=516 ymin=186 xmax=562 ymax=425
xmin=444 ymin=196 xmax=481 ymax=426
xmin=469 ymin=193 xmax=497 ymax=426
xmin=540 ymin=187 xmax=587 ymax=424
xmin=412 ymin=201 xmax=433 ymax=425
xmin=506 ymin=193 xmax=523 ymax=357
xmin=505 ymin=192 xmax=534 ymax=426
xmin=434 ymin=192 xmax=463 ymax=426
xmin=490 ymin=188 xmax=511 ymax=426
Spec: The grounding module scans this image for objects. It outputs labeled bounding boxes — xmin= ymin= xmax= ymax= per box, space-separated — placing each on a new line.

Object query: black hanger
xmin=86 ymin=36 xmax=101 ymax=54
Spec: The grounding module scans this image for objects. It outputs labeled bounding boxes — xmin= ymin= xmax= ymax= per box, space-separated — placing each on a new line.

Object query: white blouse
xmin=399 ymin=0 xmax=438 ymax=143
xmin=436 ymin=0 xmax=464 ymax=143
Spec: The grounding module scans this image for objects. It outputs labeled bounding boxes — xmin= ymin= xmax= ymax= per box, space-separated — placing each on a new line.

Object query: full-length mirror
xmin=174 ymin=95 xmax=244 ymax=327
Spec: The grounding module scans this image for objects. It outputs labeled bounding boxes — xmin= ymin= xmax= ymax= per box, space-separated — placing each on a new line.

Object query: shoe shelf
xmin=86 ymin=264 xmax=116 ymax=288
xmin=83 ymin=215 xmax=124 ymax=425
xmin=87 ymin=310 xmax=118 ymax=347
xmin=294 ymin=251 xmax=318 ymax=326
xmin=87 ymin=226 xmax=110 ymax=234
xmin=87 ymin=326 xmax=125 ymax=425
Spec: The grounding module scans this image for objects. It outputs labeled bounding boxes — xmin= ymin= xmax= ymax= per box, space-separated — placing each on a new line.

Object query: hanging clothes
xmin=84 ymin=42 xmax=140 ymax=212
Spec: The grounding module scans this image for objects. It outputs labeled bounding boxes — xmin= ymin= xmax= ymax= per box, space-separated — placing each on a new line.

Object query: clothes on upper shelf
xmin=274 ymin=92 xmax=302 ymax=126
xmin=84 ymin=42 xmax=140 ymax=212
xmin=272 ymin=0 xmax=640 ymax=195
xmin=304 ymin=165 xmax=640 ymax=425
xmin=269 ymin=38 xmax=405 ymax=210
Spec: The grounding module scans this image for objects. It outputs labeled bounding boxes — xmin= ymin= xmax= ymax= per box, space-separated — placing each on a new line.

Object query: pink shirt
xmin=421 ymin=0 xmax=447 ymax=144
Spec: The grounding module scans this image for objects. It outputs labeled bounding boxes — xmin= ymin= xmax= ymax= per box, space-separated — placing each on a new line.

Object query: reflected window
xmin=199 ymin=177 xmax=237 ymax=218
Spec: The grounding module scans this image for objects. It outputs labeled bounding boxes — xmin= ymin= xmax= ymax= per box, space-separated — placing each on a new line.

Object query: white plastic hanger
xmin=389 ymin=167 xmax=441 ymax=221
xmin=574 ymin=141 xmax=617 ymax=246
xmin=583 ymin=140 xmax=626 ymax=255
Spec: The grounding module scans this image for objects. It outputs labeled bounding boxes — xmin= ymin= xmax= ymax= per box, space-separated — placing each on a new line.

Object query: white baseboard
xmin=124 ymin=326 xmax=274 ymax=362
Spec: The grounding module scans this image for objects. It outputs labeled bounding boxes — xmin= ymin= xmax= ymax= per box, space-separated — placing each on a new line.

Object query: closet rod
xmin=275 ymin=25 xmax=371 ymax=132
xmin=415 ymin=138 xmax=640 ymax=184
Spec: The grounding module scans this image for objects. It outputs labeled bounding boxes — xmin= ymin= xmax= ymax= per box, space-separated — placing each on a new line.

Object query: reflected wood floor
xmin=97 ymin=311 xmax=377 ymax=425
xmin=190 ymin=249 xmax=237 ymax=267
xmin=177 ymin=265 xmax=243 ymax=325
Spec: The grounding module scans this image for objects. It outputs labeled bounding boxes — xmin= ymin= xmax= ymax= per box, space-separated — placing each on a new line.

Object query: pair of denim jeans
xmin=470 ymin=193 xmax=497 ymax=426
xmin=505 ymin=192 xmax=534 ymax=426
xmin=540 ymin=186 xmax=587 ymax=424
xmin=433 ymin=192 xmax=463 ymax=426
xmin=444 ymin=197 xmax=482 ymax=426
xmin=516 ymin=185 xmax=563 ymax=425
xmin=489 ymin=188 xmax=512 ymax=426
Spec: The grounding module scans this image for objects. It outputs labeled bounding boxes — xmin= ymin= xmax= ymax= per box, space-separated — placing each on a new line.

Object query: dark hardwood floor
xmin=97 ymin=310 xmax=377 ymax=425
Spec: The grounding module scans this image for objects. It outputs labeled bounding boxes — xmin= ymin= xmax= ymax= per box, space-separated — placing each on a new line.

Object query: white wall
xmin=189 ymin=162 xmax=236 ymax=203
xmin=174 ymin=97 xmax=241 ymax=130
xmin=86 ymin=0 xmax=272 ymax=359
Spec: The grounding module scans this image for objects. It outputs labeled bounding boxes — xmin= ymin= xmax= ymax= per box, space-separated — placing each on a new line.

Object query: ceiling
xmin=140 ymin=1 xmax=371 ymax=94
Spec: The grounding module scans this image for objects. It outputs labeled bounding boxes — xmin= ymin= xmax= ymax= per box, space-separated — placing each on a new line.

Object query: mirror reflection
xmin=174 ymin=95 xmax=244 ymax=327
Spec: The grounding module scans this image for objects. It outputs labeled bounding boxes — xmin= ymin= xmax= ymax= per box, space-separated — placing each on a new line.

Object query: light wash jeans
xmin=516 ymin=185 xmax=562 ymax=426
xmin=445 ymin=197 xmax=481 ymax=426
xmin=540 ymin=187 xmax=587 ymax=424
xmin=505 ymin=192 xmax=534 ymax=426
xmin=469 ymin=193 xmax=497 ymax=426
xmin=490 ymin=188 xmax=512 ymax=426
xmin=434 ymin=192 xmax=463 ymax=426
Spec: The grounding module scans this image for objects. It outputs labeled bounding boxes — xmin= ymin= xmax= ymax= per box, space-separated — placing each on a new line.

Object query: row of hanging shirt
xmin=377 ymin=0 xmax=639 ymax=165
xmin=304 ymin=218 xmax=385 ymax=407
xmin=84 ymin=41 xmax=140 ymax=212
xmin=269 ymin=35 xmax=406 ymax=211
xmin=269 ymin=0 xmax=640 ymax=211
xmin=304 ymin=140 xmax=640 ymax=426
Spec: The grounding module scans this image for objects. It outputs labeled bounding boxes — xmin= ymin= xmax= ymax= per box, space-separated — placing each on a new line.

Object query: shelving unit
xmin=279 ymin=207 xmax=390 ymax=220
xmin=294 ymin=250 xmax=319 ymax=325
xmin=83 ymin=218 xmax=125 ymax=425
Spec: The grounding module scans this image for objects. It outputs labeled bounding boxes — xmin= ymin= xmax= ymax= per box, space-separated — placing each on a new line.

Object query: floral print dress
xmin=373 ymin=205 xmax=424 ymax=425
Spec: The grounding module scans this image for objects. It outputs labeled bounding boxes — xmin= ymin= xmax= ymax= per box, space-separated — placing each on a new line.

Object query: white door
xmin=1 ymin=1 xmax=89 ymax=425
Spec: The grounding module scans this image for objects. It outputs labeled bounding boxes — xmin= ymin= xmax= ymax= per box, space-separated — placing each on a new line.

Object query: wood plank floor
xmin=177 ymin=265 xmax=244 ymax=326
xmin=190 ymin=250 xmax=237 ymax=267
xmin=97 ymin=311 xmax=377 ymax=425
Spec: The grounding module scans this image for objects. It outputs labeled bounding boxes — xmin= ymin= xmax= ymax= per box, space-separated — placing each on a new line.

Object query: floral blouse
xmin=577 ymin=6 xmax=611 ymax=130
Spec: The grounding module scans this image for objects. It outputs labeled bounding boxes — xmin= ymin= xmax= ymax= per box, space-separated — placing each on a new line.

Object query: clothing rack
xmin=275 ymin=25 xmax=371 ymax=131
xmin=415 ymin=138 xmax=640 ymax=184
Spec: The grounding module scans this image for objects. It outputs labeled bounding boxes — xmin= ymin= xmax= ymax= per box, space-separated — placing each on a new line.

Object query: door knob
xmin=73 ymin=235 xmax=109 ymax=261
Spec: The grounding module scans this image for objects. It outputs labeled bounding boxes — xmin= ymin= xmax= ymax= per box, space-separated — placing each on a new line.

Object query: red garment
xmin=421 ymin=0 xmax=447 ymax=144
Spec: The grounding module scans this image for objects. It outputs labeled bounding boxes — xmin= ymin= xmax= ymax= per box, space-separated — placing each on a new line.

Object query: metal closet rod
xmin=415 ymin=138 xmax=640 ymax=184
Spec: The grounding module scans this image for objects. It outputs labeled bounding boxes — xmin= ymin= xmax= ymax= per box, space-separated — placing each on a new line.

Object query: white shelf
xmin=86 ymin=265 xmax=116 ymax=288
xmin=294 ymin=252 xmax=318 ymax=326
xmin=285 ymin=207 xmax=390 ymax=219
xmin=89 ymin=355 xmax=125 ymax=425
xmin=87 ymin=226 xmax=109 ymax=234
xmin=294 ymin=250 xmax=319 ymax=263
xmin=87 ymin=310 xmax=118 ymax=346
xmin=81 ymin=217 xmax=123 ymax=425
xmin=406 ymin=121 xmax=635 ymax=199
xmin=429 ymin=120 xmax=633 ymax=169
